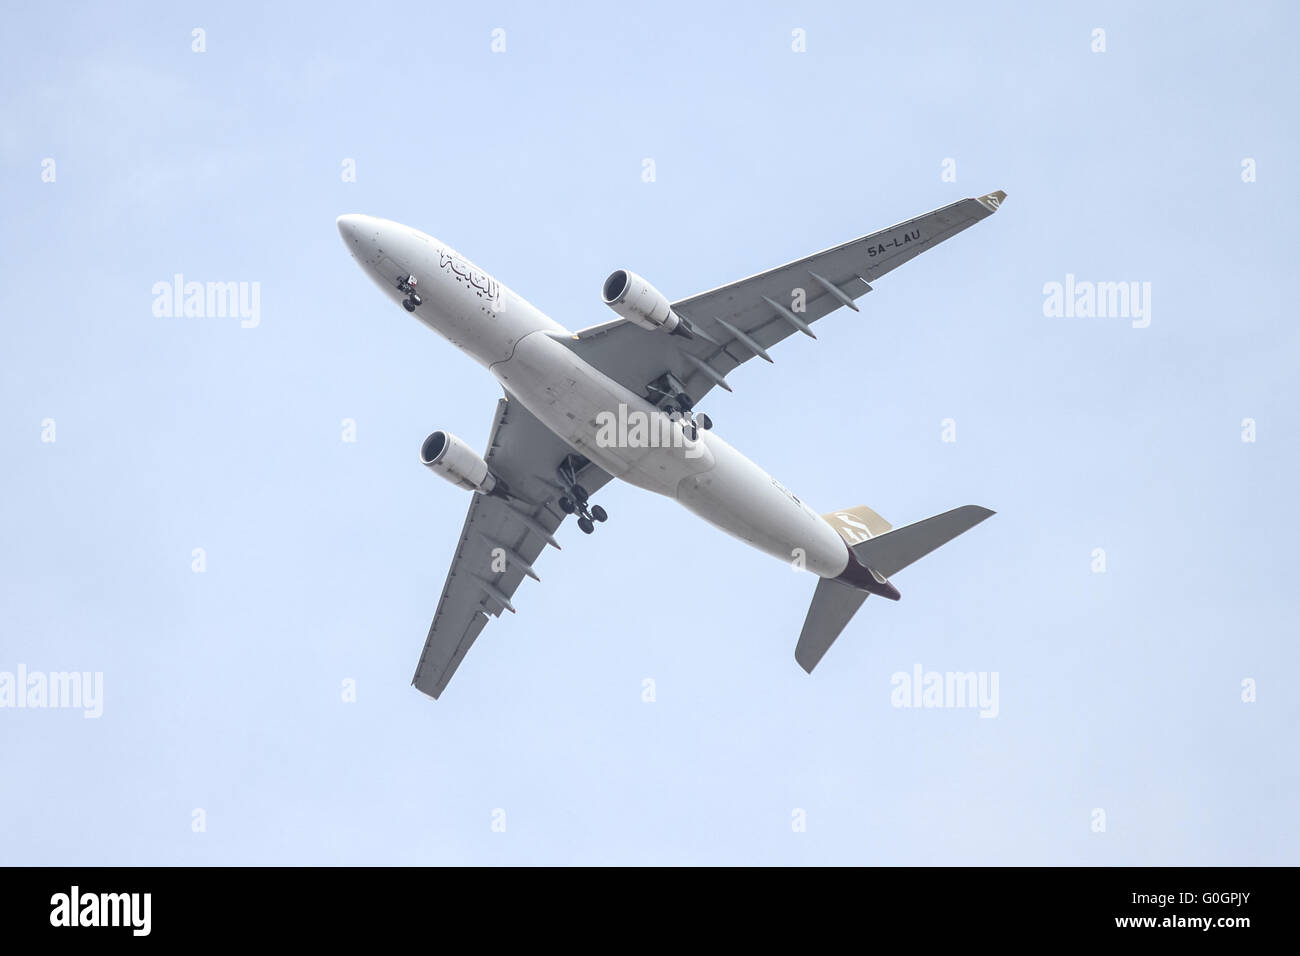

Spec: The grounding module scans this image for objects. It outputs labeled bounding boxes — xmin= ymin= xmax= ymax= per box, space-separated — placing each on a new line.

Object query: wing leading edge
xmin=562 ymin=191 xmax=1006 ymax=403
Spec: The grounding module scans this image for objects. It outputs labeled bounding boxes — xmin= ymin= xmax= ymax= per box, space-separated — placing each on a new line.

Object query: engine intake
xmin=601 ymin=269 xmax=682 ymax=334
xmin=420 ymin=430 xmax=497 ymax=494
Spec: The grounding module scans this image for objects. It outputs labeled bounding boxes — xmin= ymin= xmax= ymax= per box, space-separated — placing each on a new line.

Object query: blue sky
xmin=1 ymin=1 xmax=1296 ymax=864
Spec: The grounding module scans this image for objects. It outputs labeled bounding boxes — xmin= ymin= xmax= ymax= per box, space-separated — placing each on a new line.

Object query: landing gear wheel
xmin=696 ymin=412 xmax=712 ymax=430
xmin=684 ymin=422 xmax=698 ymax=441
xmin=590 ymin=505 xmax=608 ymax=523
xmin=402 ymin=298 xmax=417 ymax=312
xmin=572 ymin=484 xmax=589 ymax=503
xmin=676 ymin=392 xmax=693 ymax=411
xmin=558 ymin=496 xmax=575 ymax=514
xmin=577 ymin=516 xmax=595 ymax=534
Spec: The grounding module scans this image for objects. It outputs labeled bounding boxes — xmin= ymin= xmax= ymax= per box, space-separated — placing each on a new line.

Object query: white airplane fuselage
xmin=338 ymin=214 xmax=858 ymax=582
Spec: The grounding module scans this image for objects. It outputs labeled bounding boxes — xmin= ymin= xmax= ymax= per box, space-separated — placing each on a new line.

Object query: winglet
xmin=975 ymin=190 xmax=1007 ymax=213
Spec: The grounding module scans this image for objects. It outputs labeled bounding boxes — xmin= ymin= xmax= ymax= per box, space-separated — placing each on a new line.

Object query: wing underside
xmin=412 ymin=396 xmax=610 ymax=699
xmin=563 ymin=191 xmax=1006 ymax=403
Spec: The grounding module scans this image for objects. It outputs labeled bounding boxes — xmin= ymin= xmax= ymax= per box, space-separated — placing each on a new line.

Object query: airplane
xmin=336 ymin=190 xmax=1006 ymax=699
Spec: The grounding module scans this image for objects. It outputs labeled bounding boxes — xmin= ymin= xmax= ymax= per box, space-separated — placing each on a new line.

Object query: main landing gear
xmin=671 ymin=404 xmax=712 ymax=441
xmin=648 ymin=373 xmax=713 ymax=441
xmin=557 ymin=456 xmax=607 ymax=535
xmin=397 ymin=274 xmax=422 ymax=312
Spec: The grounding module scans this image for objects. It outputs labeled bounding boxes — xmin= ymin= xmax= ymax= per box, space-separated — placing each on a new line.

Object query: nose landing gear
xmin=397 ymin=274 xmax=422 ymax=312
xmin=557 ymin=456 xmax=608 ymax=534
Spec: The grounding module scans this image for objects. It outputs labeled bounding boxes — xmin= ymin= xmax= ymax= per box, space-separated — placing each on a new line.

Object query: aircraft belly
xmin=493 ymin=330 xmax=847 ymax=577
xmin=675 ymin=434 xmax=849 ymax=578
xmin=492 ymin=331 xmax=712 ymax=496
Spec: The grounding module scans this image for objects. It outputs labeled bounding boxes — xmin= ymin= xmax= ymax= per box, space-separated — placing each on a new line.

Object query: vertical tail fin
xmin=822 ymin=505 xmax=892 ymax=545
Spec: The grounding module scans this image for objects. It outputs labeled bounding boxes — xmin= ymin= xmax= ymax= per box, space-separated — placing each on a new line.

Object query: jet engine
xmin=601 ymin=269 xmax=683 ymax=334
xmin=420 ymin=430 xmax=498 ymax=494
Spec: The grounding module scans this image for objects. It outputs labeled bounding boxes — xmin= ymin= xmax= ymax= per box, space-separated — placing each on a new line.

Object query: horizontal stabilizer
xmin=795 ymin=578 xmax=869 ymax=673
xmin=850 ymin=505 xmax=994 ymax=579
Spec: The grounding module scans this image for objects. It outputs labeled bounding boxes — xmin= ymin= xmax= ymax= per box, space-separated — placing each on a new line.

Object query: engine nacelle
xmin=601 ymin=269 xmax=682 ymax=334
xmin=420 ymin=430 xmax=498 ymax=494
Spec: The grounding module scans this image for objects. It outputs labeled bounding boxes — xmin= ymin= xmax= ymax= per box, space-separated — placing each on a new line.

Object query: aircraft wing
xmin=412 ymin=395 xmax=611 ymax=699
xmin=563 ymin=191 xmax=1005 ymax=403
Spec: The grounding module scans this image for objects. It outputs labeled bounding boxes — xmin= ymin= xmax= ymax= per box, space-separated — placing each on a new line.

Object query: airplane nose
xmin=337 ymin=213 xmax=364 ymax=243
